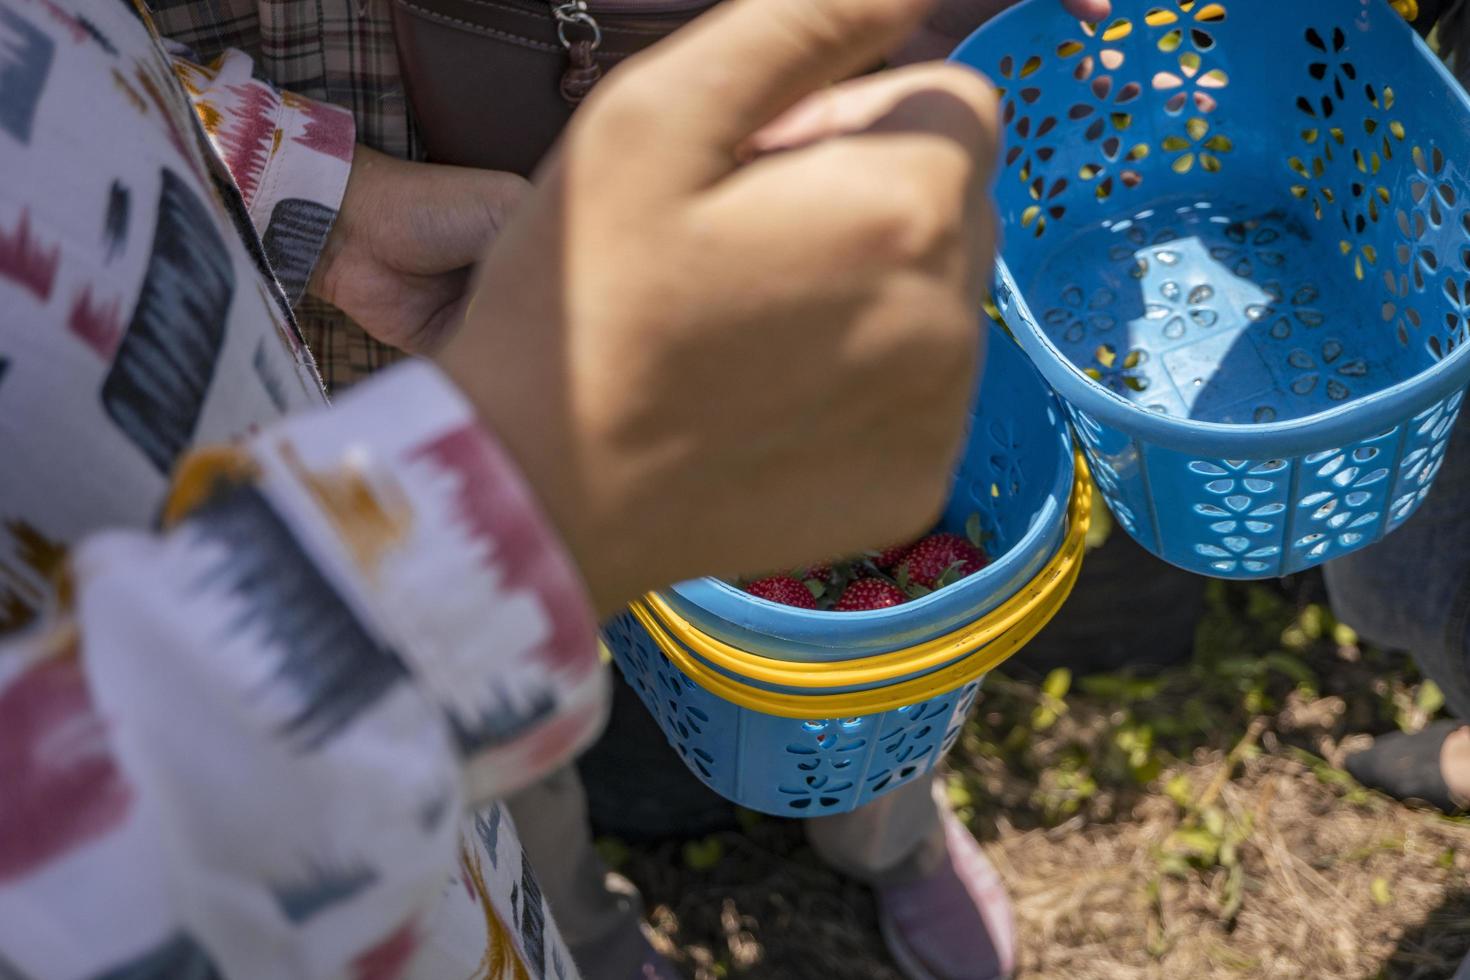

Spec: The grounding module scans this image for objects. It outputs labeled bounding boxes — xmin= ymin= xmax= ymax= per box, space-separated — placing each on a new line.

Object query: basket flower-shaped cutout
xmin=1072 ymin=409 xmax=1140 ymax=535
xmin=1436 ymin=275 xmax=1470 ymax=360
xmin=1210 ymin=219 xmax=1286 ymax=280
xmin=779 ymin=717 xmax=869 ymax=810
xmin=1392 ymin=203 xmax=1442 ymax=295
xmin=1152 ymin=51 xmax=1229 ymax=115
xmin=1188 ymin=458 xmax=1288 ymax=574
xmin=996 ymin=54 xmax=1058 ymax=182
xmin=868 ymin=699 xmax=953 ymax=794
xmin=1362 ymin=84 xmax=1408 ymax=165
xmin=1392 ymin=391 xmax=1463 ymax=522
xmin=1286 ymin=130 xmax=1345 ymax=223
xmin=1381 ymin=261 xmax=1425 ymax=351
xmin=1044 ymin=284 xmax=1119 ymax=344
xmin=987 ymin=417 xmax=1029 ymax=498
xmin=1163 ymin=117 xmax=1232 ymax=173
xmin=939 ymin=683 xmax=980 ymax=756
xmin=1411 ymin=145 xmax=1457 ymax=233
xmin=1054 ymin=17 xmax=1132 ymax=84
xmin=1022 ymin=173 xmax=1069 ymax=237
xmin=1283 ymin=336 xmax=1366 ymax=402
xmin=1146 ymin=1 xmax=1226 ymax=54
xmin=1080 ymin=142 xmax=1149 ymax=202
xmin=1304 ymin=25 xmax=1356 ymax=110
xmin=606 ymin=617 xmax=724 ymax=783
xmin=1144 ymin=279 xmax=1218 ymax=341
xmin=1251 ymin=280 xmax=1326 ymax=343
xmin=1294 ymin=444 xmax=1392 ymax=561
xmin=1085 ymin=343 xmax=1150 ymax=394
xmin=1006 ymin=111 xmax=1059 ymax=183
xmin=1053 ymin=20 xmax=1141 ymax=145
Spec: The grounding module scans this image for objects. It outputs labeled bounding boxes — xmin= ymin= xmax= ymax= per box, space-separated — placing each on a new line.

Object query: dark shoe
xmin=1344 ymin=719 xmax=1468 ymax=814
xmin=875 ymin=807 xmax=1016 ymax=980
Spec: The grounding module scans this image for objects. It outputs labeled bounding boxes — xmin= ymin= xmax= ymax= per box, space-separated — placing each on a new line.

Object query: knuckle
xmin=918 ymin=64 xmax=1002 ymax=175
xmin=940 ymin=65 xmax=1001 ymax=126
xmin=886 ymin=181 xmax=964 ymax=261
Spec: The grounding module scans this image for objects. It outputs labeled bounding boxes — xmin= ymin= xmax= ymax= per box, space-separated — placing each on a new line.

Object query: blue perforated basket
xmin=601 ymin=325 xmax=1082 ymax=816
xmin=953 ymin=0 xmax=1470 ymax=578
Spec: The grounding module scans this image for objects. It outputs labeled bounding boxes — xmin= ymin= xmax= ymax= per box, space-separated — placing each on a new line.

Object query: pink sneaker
xmin=632 ymin=934 xmax=682 ymax=980
xmin=875 ymin=807 xmax=1017 ymax=980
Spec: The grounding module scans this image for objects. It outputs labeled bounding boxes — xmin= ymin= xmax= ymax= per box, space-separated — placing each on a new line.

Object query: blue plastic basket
xmin=602 ymin=325 xmax=1081 ymax=816
xmin=952 ymin=0 xmax=1470 ymax=578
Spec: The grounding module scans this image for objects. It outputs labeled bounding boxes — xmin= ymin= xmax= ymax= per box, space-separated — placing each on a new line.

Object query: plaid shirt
xmin=149 ymin=0 xmax=418 ymax=391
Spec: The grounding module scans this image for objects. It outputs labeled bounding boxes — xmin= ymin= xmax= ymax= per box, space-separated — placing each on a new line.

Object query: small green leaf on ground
xmin=1418 ymin=680 xmax=1446 ymax=718
xmin=947 ymin=778 xmax=973 ymax=809
xmin=1166 ymin=773 xmax=1194 ymax=809
xmin=1043 ymin=668 xmax=1072 ymax=701
xmin=683 ymin=838 xmax=724 ymax=872
xmin=595 ymin=837 xmax=630 ymax=870
xmin=1371 ymin=876 xmax=1393 ymax=907
xmin=1165 ymin=828 xmax=1222 ymax=867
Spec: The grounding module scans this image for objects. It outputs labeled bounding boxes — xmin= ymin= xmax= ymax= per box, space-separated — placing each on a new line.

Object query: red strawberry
xmin=899 ymin=533 xmax=989 ymax=590
xmin=745 ymin=576 xmax=818 ymax=609
xmin=801 ymin=561 xmax=834 ymax=581
xmin=835 ymin=578 xmax=908 ymax=611
xmin=871 ymin=543 xmax=913 ymax=570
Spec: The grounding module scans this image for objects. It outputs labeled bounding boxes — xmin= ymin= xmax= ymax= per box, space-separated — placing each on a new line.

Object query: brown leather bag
xmin=392 ymin=0 xmax=720 ymax=176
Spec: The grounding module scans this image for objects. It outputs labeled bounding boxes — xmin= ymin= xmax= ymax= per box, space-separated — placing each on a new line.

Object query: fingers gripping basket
xmin=601 ymin=326 xmax=1089 ymax=817
xmin=954 ymin=0 xmax=1470 ymax=578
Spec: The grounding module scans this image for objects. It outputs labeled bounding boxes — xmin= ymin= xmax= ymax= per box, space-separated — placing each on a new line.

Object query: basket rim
xmin=631 ymin=455 xmax=1089 ymax=689
xmin=953 ymin=0 xmax=1470 ymax=458
xmin=665 ymin=321 xmax=1076 ymax=651
xmin=626 ymin=456 xmax=1089 ymax=717
xmin=996 ymin=256 xmax=1470 ymax=458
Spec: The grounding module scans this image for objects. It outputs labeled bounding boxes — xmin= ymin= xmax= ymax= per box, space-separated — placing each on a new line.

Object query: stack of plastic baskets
xmin=601 ymin=324 xmax=1090 ymax=817
xmin=953 ymin=0 xmax=1470 ymax=578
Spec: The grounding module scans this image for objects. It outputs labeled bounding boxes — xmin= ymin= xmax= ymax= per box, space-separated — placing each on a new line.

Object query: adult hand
xmin=309 ymin=147 xmax=530 ymax=353
xmin=437 ymin=0 xmax=1001 ymax=616
xmin=891 ymin=0 xmax=1113 ymax=65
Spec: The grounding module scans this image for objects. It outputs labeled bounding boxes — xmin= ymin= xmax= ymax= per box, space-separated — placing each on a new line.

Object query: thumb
xmin=626 ymin=0 xmax=937 ymax=186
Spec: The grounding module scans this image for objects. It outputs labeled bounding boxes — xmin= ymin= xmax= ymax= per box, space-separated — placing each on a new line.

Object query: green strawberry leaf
xmin=966 ymin=513 xmax=984 ymax=549
xmin=936 ymin=561 xmax=968 ymax=590
xmin=804 ymin=579 xmax=826 ymax=600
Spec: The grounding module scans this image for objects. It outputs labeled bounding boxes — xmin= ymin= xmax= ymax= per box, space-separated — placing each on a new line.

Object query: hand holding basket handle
xmin=436 ymin=0 xmax=1004 ymax=615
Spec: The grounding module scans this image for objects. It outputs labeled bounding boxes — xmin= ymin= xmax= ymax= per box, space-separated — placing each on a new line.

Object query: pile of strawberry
xmin=741 ymin=516 xmax=991 ymax=612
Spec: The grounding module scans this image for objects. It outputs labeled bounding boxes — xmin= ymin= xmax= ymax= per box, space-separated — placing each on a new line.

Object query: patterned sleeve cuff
xmin=173 ymin=50 xmax=355 ymax=303
xmin=240 ymin=360 xmax=609 ymax=802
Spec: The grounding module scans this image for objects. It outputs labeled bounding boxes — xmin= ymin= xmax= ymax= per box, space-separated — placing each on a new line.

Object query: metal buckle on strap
xmin=552 ymin=1 xmax=603 ymax=49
